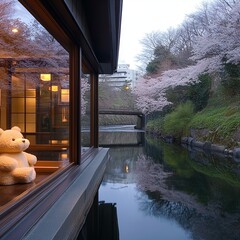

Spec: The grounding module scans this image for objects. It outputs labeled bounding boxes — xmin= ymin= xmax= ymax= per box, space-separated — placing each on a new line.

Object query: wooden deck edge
xmin=23 ymin=148 xmax=109 ymax=240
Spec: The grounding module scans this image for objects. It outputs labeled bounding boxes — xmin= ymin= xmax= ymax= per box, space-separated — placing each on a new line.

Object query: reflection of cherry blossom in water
xmin=135 ymin=154 xmax=238 ymax=218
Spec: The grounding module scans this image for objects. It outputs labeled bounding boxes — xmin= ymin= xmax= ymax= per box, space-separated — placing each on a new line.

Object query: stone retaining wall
xmin=181 ymin=136 xmax=240 ymax=162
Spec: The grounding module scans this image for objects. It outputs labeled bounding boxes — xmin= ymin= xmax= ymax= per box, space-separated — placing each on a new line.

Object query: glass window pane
xmin=81 ymin=73 xmax=91 ymax=150
xmin=12 ymin=98 xmax=24 ymax=112
xmin=26 ymin=89 xmax=36 ymax=97
xmin=61 ymin=89 xmax=69 ymax=103
xmin=26 ymin=123 xmax=35 ymax=132
xmin=0 ymin=2 xmax=70 ymax=165
xmin=26 ymin=113 xmax=36 ymax=123
xmin=12 ymin=75 xmax=24 ymax=97
xmin=26 ymin=98 xmax=36 ymax=112
xmin=12 ymin=113 xmax=24 ymax=130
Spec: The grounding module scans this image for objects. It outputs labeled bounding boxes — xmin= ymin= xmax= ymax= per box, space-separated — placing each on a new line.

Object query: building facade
xmin=100 ymin=64 xmax=140 ymax=90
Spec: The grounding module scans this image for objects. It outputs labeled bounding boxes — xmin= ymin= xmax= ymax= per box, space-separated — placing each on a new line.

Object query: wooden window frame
xmin=18 ymin=0 xmax=100 ymax=162
xmin=0 ymin=1 xmax=102 ymax=238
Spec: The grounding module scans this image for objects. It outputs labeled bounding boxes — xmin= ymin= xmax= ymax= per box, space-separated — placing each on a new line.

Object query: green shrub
xmin=187 ymin=74 xmax=211 ymax=111
xmin=163 ymin=101 xmax=194 ymax=138
xmin=146 ymin=60 xmax=159 ymax=74
xmin=146 ymin=117 xmax=164 ymax=133
xmin=165 ymin=74 xmax=211 ymax=112
xmin=221 ymin=63 xmax=240 ymax=96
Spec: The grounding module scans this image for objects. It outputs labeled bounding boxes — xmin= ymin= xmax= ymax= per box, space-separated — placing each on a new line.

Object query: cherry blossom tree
xmin=134 ymin=0 xmax=240 ymax=114
xmin=81 ymin=77 xmax=90 ymax=115
xmin=192 ymin=1 xmax=240 ymax=65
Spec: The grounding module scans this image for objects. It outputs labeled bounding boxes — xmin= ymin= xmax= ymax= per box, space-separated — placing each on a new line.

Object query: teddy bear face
xmin=0 ymin=127 xmax=30 ymax=153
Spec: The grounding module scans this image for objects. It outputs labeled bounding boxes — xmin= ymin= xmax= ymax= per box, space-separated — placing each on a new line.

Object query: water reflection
xmin=100 ymin=132 xmax=240 ymax=240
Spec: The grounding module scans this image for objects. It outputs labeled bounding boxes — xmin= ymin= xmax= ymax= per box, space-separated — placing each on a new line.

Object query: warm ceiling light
xmin=51 ymin=85 xmax=58 ymax=92
xmin=61 ymin=153 xmax=68 ymax=160
xmin=40 ymin=73 xmax=51 ymax=81
xmin=12 ymin=28 xmax=18 ymax=33
xmin=61 ymin=140 xmax=69 ymax=145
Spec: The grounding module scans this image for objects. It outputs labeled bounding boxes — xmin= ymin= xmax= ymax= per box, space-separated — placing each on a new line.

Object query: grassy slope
xmin=146 ymin=94 xmax=240 ymax=148
xmin=188 ymin=94 xmax=240 ymax=147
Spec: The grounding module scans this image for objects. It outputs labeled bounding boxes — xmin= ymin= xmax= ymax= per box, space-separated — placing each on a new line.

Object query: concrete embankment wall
xmin=181 ymin=136 xmax=240 ymax=162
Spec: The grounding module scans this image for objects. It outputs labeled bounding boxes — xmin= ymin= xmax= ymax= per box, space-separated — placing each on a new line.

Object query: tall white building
xmin=99 ymin=64 xmax=140 ymax=89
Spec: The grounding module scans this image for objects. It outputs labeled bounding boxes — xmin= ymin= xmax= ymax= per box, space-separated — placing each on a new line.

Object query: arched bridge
xmin=99 ymin=109 xmax=145 ymax=130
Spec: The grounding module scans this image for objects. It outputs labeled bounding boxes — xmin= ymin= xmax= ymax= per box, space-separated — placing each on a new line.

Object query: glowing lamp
xmin=40 ymin=73 xmax=51 ymax=81
xmin=61 ymin=140 xmax=69 ymax=145
xmin=12 ymin=28 xmax=18 ymax=33
xmin=125 ymin=164 xmax=129 ymax=173
xmin=51 ymin=85 xmax=58 ymax=92
xmin=61 ymin=153 xmax=68 ymax=160
xmin=50 ymin=140 xmax=58 ymax=144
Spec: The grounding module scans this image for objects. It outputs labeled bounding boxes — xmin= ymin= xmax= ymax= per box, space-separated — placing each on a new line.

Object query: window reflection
xmin=81 ymin=73 xmax=90 ymax=150
xmin=0 ymin=2 xmax=69 ymax=162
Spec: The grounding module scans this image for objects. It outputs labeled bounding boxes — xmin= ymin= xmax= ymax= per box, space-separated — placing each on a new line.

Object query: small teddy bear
xmin=0 ymin=126 xmax=37 ymax=185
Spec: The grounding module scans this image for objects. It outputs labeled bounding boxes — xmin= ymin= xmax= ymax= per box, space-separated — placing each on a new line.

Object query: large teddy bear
xmin=0 ymin=126 xmax=37 ymax=185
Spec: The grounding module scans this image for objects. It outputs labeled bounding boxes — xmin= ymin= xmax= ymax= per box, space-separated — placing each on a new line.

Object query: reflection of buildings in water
xmin=103 ymin=146 xmax=143 ymax=184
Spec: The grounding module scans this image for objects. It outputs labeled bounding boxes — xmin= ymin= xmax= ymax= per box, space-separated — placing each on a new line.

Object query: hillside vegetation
xmin=146 ymin=82 xmax=240 ymax=148
xmin=189 ymin=95 xmax=240 ymax=148
xmin=134 ymin=0 xmax=240 ymax=149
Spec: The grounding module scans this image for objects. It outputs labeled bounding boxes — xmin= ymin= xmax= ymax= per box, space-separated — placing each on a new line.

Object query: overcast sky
xmin=118 ymin=0 xmax=211 ymax=69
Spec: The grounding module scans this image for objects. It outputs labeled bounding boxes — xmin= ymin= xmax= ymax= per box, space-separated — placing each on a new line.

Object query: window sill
xmin=0 ymin=147 xmax=109 ymax=240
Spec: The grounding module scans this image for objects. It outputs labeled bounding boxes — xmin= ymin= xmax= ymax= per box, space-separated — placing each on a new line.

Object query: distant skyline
xmin=118 ymin=0 xmax=212 ymax=70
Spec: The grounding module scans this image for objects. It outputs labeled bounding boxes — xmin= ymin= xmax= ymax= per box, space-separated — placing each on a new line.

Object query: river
xmin=98 ymin=127 xmax=240 ymax=240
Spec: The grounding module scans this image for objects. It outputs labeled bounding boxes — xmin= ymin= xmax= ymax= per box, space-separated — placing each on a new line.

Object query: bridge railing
xmin=98 ymin=109 xmax=145 ymax=130
xmin=99 ymin=109 xmax=143 ymax=116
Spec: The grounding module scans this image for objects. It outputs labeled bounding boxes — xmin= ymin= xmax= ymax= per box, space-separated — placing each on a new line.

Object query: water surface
xmin=99 ymin=130 xmax=240 ymax=240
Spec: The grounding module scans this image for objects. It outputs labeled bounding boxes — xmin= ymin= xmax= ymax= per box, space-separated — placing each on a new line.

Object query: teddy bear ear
xmin=0 ymin=128 xmax=3 ymax=135
xmin=11 ymin=126 xmax=21 ymax=132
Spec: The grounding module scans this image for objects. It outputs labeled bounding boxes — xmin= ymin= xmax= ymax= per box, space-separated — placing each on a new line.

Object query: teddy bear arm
xmin=0 ymin=156 xmax=18 ymax=171
xmin=23 ymin=152 xmax=37 ymax=166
